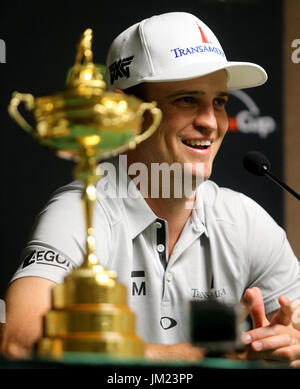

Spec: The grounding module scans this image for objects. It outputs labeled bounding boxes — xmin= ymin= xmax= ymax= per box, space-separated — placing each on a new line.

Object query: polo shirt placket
xmin=147 ymin=211 xmax=208 ymax=342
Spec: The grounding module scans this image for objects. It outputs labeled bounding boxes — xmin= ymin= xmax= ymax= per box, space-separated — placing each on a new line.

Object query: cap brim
xmin=141 ymin=61 xmax=267 ymax=90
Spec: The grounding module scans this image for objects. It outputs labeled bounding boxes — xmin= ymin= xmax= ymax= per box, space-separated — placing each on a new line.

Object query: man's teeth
xmin=184 ymin=139 xmax=212 ymax=146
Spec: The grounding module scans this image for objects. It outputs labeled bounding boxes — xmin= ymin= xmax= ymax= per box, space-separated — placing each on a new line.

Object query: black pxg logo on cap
xmin=109 ymin=55 xmax=134 ymax=84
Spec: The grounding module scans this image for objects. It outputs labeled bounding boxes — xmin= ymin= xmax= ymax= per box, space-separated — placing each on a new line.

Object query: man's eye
xmin=214 ymin=97 xmax=228 ymax=108
xmin=173 ymin=96 xmax=197 ymax=106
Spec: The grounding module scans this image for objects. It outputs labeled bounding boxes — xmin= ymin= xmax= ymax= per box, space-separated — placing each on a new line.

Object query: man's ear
xmin=114 ymin=89 xmax=124 ymax=94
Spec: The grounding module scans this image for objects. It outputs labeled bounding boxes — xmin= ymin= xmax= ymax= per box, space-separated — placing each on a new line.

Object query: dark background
xmin=0 ymin=0 xmax=283 ymax=297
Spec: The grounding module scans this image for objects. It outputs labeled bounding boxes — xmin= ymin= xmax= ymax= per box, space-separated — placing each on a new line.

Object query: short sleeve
xmin=240 ymin=193 xmax=300 ymax=314
xmin=10 ymin=183 xmax=112 ymax=284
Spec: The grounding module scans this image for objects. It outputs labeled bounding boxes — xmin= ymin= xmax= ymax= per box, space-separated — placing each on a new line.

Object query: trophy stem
xmin=82 ymin=180 xmax=99 ymax=269
xmin=74 ymin=138 xmax=104 ymax=271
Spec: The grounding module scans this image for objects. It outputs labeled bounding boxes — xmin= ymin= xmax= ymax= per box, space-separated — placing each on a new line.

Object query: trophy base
xmin=38 ymin=333 xmax=144 ymax=359
xmin=44 ymin=304 xmax=137 ymax=335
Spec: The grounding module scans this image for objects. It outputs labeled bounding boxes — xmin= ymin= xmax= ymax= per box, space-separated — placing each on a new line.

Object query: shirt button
xmin=157 ymin=244 xmax=165 ymax=253
xmin=155 ymin=221 xmax=162 ymax=229
xmin=192 ymin=222 xmax=201 ymax=232
xmin=166 ymin=272 xmax=173 ymax=282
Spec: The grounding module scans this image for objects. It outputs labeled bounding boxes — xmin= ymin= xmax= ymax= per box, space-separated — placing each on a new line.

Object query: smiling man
xmin=125 ymin=72 xmax=229 ymax=181
xmin=1 ymin=12 xmax=300 ymax=365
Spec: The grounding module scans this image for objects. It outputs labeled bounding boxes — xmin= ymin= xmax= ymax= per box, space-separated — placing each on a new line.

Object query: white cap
xmin=105 ymin=12 xmax=267 ymax=91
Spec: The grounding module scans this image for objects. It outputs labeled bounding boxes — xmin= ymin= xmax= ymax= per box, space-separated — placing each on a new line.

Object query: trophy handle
xmin=134 ymin=102 xmax=162 ymax=145
xmin=97 ymin=101 xmax=162 ymax=160
xmin=8 ymin=92 xmax=35 ymax=134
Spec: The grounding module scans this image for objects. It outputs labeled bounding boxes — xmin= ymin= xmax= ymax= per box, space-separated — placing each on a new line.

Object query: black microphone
xmin=243 ymin=151 xmax=300 ymax=201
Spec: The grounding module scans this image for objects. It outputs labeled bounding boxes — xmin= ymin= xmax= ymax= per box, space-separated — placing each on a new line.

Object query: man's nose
xmin=193 ymin=104 xmax=218 ymax=133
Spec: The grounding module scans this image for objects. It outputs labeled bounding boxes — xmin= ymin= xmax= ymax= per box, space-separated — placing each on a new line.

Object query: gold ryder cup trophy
xmin=8 ymin=29 xmax=162 ymax=359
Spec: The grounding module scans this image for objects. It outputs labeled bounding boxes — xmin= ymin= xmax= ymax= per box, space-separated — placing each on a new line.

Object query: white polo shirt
xmin=11 ymin=157 xmax=300 ymax=344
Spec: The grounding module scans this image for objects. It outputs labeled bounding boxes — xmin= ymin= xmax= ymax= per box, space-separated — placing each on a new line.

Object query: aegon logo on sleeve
xmin=21 ymin=250 xmax=73 ymax=271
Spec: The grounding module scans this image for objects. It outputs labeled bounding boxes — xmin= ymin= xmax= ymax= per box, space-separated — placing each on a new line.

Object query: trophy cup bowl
xmin=8 ymin=29 xmax=162 ymax=359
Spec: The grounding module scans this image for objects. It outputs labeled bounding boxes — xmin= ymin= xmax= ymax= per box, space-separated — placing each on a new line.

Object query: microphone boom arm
xmin=262 ymin=165 xmax=300 ymax=201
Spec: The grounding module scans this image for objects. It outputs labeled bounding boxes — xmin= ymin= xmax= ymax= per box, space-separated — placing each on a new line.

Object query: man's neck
xmin=145 ymin=194 xmax=194 ymax=222
xmin=124 ymin=153 xmax=197 ymax=256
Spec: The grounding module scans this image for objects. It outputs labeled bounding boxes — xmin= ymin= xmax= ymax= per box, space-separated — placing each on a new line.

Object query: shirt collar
xmin=109 ymin=156 xmax=157 ymax=240
xmin=191 ymin=182 xmax=209 ymax=237
xmin=123 ymin=185 xmax=158 ymax=240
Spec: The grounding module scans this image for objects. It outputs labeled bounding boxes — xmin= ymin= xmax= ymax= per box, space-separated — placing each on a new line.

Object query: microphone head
xmin=243 ymin=151 xmax=271 ymax=176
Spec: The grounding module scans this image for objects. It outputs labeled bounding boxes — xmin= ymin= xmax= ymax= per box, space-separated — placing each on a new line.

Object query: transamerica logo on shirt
xmin=191 ymin=287 xmax=227 ymax=300
xmin=21 ymin=250 xmax=73 ymax=271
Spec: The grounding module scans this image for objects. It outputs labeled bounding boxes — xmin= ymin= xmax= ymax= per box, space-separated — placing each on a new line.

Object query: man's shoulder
xmin=199 ymin=180 xmax=265 ymax=222
xmin=200 ymin=180 xmax=253 ymax=205
xmin=45 ymin=179 xmax=124 ymax=227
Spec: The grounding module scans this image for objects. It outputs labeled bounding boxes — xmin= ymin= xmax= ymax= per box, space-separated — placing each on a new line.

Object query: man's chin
xmin=192 ymin=165 xmax=211 ymax=184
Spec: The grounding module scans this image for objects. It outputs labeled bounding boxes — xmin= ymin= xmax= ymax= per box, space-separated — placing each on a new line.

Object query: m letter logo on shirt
xmin=131 ymin=270 xmax=146 ymax=296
